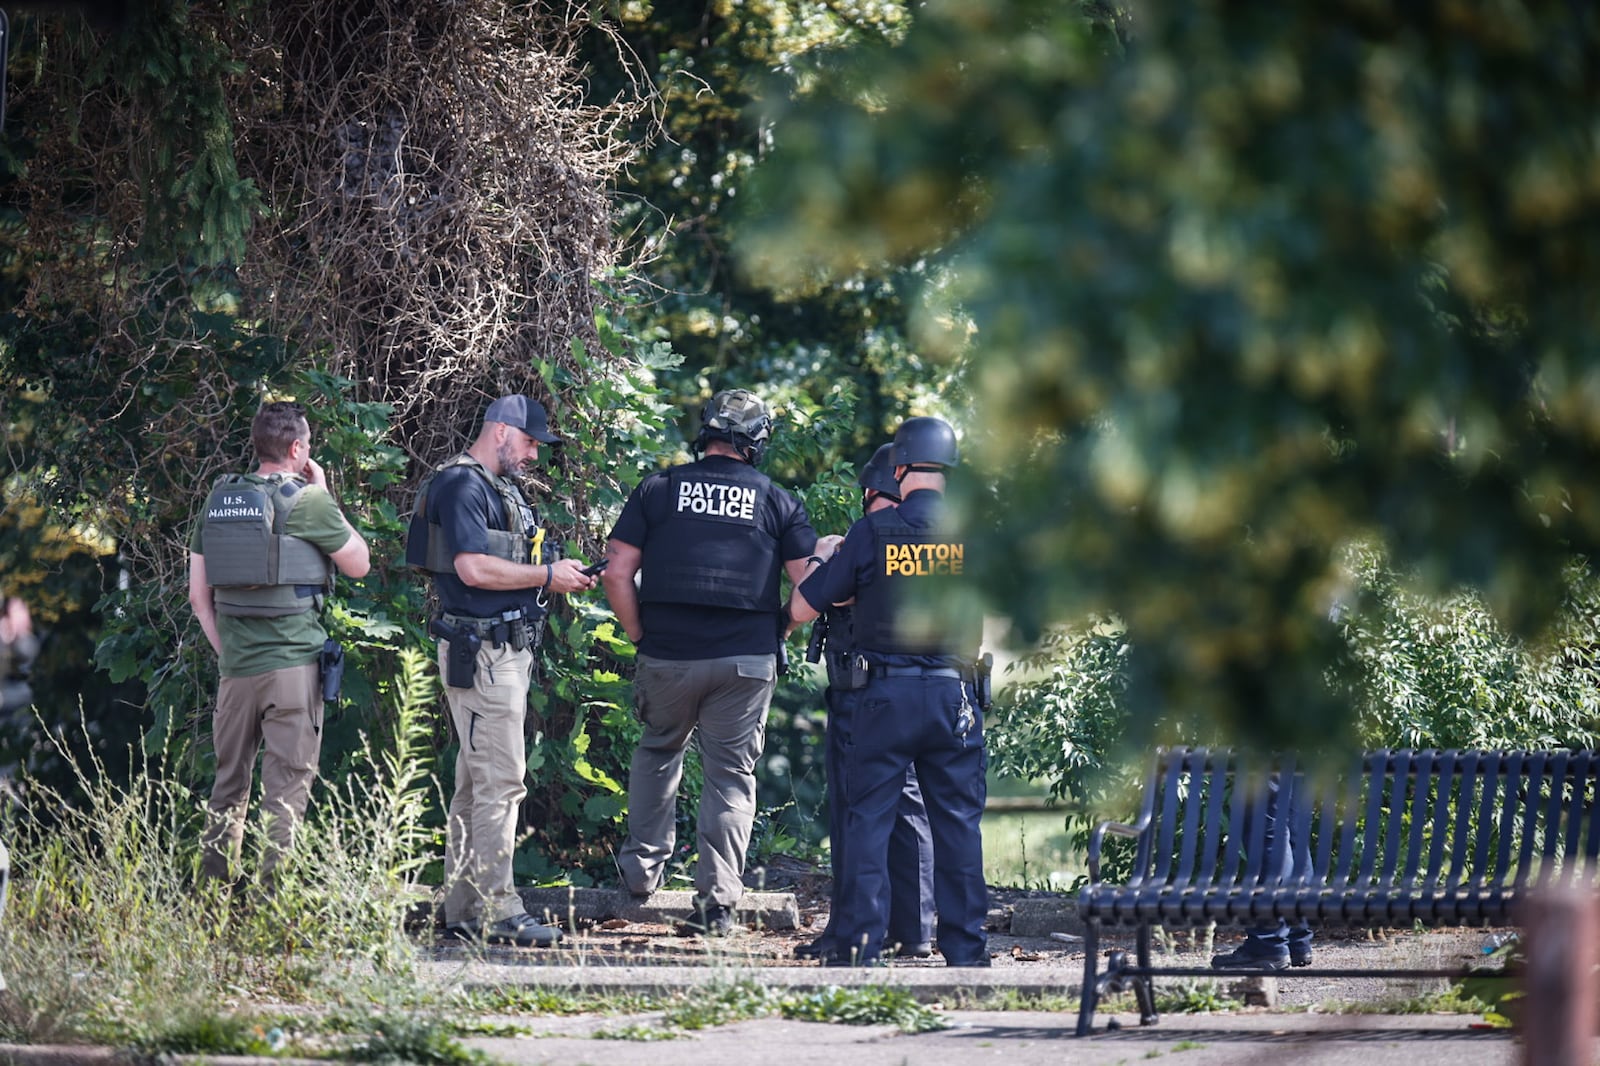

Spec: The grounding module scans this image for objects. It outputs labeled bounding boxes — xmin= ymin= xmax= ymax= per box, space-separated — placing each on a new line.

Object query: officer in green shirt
xmin=187 ymin=401 xmax=371 ymax=885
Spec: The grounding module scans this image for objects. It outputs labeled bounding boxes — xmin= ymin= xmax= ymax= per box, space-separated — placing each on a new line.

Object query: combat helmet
xmin=857 ymin=443 xmax=902 ymax=503
xmin=890 ymin=416 xmax=959 ymax=471
xmin=696 ymin=388 xmax=774 ymax=465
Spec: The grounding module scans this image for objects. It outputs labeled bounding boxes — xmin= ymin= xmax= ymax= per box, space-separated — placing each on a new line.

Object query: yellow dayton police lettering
xmin=676 ymin=480 xmax=758 ymax=520
xmin=882 ymin=541 xmax=965 ymax=576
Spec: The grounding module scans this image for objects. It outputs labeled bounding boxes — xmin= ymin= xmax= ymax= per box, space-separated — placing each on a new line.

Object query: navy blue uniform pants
xmin=834 ymin=673 xmax=988 ymax=965
xmin=1244 ymin=773 xmax=1313 ymax=952
xmin=817 ymin=685 xmax=934 ymax=952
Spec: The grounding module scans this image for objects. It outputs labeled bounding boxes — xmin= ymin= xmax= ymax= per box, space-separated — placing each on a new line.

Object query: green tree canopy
xmin=741 ymin=0 xmax=1600 ymax=747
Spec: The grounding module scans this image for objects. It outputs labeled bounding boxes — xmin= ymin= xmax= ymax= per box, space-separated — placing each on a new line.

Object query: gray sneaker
xmin=483 ymin=913 xmax=563 ymax=948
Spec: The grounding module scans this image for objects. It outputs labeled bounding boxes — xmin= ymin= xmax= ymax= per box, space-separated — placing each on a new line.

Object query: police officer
xmin=188 ymin=400 xmax=372 ymax=885
xmin=602 ymin=388 xmax=832 ymax=936
xmin=795 ymin=444 xmax=935 ymax=961
xmin=406 ymin=394 xmax=596 ymax=948
xmin=787 ymin=416 xmax=989 ymax=967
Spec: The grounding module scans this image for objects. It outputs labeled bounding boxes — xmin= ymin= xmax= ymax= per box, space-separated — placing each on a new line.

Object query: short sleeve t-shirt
xmin=422 ymin=463 xmax=541 ymax=618
xmin=189 ymin=474 xmax=352 ymax=678
xmin=609 ymin=456 xmax=818 ymax=660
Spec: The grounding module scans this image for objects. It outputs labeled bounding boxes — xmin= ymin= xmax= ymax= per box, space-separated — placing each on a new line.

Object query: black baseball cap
xmin=484 ymin=394 xmax=561 ymax=444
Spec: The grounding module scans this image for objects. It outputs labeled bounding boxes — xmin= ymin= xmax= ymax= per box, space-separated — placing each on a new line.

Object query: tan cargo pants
xmin=202 ymin=660 xmax=322 ymax=881
xmin=440 ymin=638 xmax=535 ymax=925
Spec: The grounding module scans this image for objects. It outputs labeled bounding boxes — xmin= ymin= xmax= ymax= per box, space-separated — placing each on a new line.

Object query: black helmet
xmin=857 ymin=443 xmax=901 ymax=501
xmin=695 ymin=388 xmax=774 ymax=465
xmin=890 ymin=416 xmax=959 ymax=469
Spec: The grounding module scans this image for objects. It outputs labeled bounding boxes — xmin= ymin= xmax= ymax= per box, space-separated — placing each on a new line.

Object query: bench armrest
xmin=1087 ymin=816 xmax=1149 ymax=883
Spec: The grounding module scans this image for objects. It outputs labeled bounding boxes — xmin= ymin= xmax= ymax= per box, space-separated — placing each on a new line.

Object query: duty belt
xmin=440 ymin=610 xmax=537 ymax=650
xmin=872 ymin=665 xmax=969 ymax=680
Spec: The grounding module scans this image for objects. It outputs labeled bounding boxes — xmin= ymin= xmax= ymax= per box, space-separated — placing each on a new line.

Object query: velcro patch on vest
xmin=882 ymin=541 xmax=965 ymax=576
xmin=207 ymin=489 xmax=269 ymax=523
xmin=675 ymin=479 xmax=759 ymax=523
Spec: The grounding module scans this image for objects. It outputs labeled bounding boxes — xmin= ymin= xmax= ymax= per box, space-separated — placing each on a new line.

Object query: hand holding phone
xmin=580 ymin=558 xmax=610 ymax=577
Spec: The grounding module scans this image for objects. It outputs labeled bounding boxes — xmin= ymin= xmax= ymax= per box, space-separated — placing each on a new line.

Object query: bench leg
xmin=1134 ymin=923 xmax=1159 ymax=1027
xmin=1074 ymin=919 xmax=1102 ymax=1036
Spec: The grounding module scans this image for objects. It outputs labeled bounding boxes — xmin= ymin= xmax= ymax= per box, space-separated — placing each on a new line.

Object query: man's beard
xmin=496 ymin=442 xmax=525 ymax=476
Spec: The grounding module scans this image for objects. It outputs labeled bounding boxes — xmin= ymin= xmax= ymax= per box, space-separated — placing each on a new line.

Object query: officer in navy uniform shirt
xmin=788 ymin=416 xmax=989 ymax=967
xmin=795 ymin=443 xmax=935 ymax=962
xmin=603 ymin=388 xmax=834 ymax=936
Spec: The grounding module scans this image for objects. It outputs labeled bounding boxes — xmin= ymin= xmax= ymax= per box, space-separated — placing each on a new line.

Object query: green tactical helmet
xmin=696 ymin=388 xmax=774 ymax=465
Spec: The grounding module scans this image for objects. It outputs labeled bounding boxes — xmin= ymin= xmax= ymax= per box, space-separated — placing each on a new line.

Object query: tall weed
xmin=0 ymin=648 xmax=438 ymax=1045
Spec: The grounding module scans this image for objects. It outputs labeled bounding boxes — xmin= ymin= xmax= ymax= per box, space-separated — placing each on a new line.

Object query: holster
xmin=829 ymin=651 xmax=871 ymax=691
xmin=319 ymin=638 xmax=345 ymax=703
xmin=975 ymin=651 xmax=994 ymax=711
xmin=429 ymin=618 xmax=481 ymax=689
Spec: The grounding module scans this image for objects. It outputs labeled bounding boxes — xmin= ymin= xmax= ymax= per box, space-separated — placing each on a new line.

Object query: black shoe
xmin=1289 ymin=940 xmax=1312 ymax=967
xmin=1210 ymin=944 xmax=1290 ymax=971
xmin=794 ymin=937 xmax=835 ymax=960
xmin=675 ymin=900 xmax=735 ymax=937
xmin=893 ymin=941 xmax=933 ymax=959
xmin=821 ymin=949 xmax=883 ymax=968
xmin=441 ymin=920 xmax=480 ymax=942
xmin=483 ymin=913 xmax=563 ymax=948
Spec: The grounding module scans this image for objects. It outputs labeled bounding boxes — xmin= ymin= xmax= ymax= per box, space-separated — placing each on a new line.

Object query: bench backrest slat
xmin=1376 ymin=749 xmax=1410 ymax=887
xmin=1513 ymin=751 xmax=1548 ymax=890
xmin=1195 ymin=755 xmax=1230 ymax=888
xmin=1399 ymin=749 xmax=1436 ymax=889
xmin=1467 ymin=752 xmax=1502 ymax=890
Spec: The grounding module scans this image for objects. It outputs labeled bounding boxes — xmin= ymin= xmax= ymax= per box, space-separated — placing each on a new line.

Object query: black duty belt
xmin=439 ymin=610 xmax=537 ymax=650
xmin=872 ymin=666 xmax=968 ymax=680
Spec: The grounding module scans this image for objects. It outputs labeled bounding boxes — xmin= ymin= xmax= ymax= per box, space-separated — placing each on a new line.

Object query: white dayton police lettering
xmin=883 ymin=541 xmax=965 ymax=576
xmin=207 ymin=493 xmax=268 ymax=521
xmin=676 ymin=479 xmax=758 ymax=520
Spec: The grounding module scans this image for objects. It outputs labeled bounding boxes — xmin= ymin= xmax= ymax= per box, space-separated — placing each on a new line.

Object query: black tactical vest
xmin=852 ymin=505 xmax=980 ymax=657
xmin=201 ymin=474 xmax=335 ymax=618
xmin=405 ymin=454 xmax=539 ymax=575
xmin=637 ymin=460 xmax=781 ymax=611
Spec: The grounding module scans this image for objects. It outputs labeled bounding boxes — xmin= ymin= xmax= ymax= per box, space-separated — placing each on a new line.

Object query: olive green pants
xmin=618 ymin=654 xmax=776 ymax=908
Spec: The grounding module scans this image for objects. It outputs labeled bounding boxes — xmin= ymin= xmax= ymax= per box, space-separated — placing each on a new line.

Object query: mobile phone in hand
xmin=580 ymin=559 xmax=610 ymax=577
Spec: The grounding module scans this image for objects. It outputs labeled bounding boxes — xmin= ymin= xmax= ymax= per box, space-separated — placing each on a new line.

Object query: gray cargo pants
xmin=617 ymin=654 xmax=776 ymax=908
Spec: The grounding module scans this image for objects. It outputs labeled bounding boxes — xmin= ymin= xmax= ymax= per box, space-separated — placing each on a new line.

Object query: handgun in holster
xmin=319 ymin=638 xmax=345 ymax=703
xmin=975 ymin=651 xmax=994 ymax=711
xmin=804 ymin=614 xmax=829 ymax=665
xmin=429 ymin=617 xmax=481 ymax=689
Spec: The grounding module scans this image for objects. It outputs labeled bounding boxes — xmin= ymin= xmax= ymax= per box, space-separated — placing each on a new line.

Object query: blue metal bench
xmin=1075 ymin=747 xmax=1600 ymax=1035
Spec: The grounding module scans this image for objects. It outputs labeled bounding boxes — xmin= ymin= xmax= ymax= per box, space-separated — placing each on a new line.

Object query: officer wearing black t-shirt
xmin=603 ymin=388 xmax=831 ymax=936
xmin=788 ymin=416 xmax=988 ymax=967
xmin=406 ymin=394 xmax=597 ymax=948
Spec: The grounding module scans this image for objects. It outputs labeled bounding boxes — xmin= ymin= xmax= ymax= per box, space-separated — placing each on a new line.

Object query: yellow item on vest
xmin=531 ymin=527 xmax=546 ymax=565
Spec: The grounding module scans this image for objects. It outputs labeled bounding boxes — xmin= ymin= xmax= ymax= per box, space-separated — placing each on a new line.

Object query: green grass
xmin=982 ymin=808 xmax=1081 ymax=889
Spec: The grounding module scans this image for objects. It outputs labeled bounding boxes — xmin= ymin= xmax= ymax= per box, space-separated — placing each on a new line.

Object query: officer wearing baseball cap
xmin=406 ymin=393 xmax=597 ymax=948
xmin=787 ymin=416 xmax=989 ymax=967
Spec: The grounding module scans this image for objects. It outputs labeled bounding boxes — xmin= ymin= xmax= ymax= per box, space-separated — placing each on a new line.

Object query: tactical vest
xmin=404 ymin=453 xmax=538 ymax=575
xmin=852 ymin=505 xmax=980 ymax=657
xmin=202 ymin=474 xmax=335 ymax=618
xmin=637 ymin=461 xmax=781 ymax=611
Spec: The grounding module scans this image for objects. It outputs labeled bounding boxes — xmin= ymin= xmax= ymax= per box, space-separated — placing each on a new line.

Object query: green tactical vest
xmin=202 ymin=474 xmax=335 ymax=618
xmin=405 ymin=453 xmax=537 ymax=574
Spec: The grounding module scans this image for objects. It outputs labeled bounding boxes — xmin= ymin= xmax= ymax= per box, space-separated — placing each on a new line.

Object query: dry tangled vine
xmin=235 ymin=0 xmax=646 ymax=466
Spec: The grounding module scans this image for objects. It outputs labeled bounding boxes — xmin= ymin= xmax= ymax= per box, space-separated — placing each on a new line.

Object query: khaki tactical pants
xmin=440 ymin=638 xmax=535 ymax=925
xmin=618 ymin=654 xmax=776 ymax=908
xmin=203 ymin=660 xmax=323 ymax=881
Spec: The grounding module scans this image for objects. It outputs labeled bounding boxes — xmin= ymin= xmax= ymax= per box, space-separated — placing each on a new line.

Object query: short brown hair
xmin=252 ymin=401 xmax=309 ymax=462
